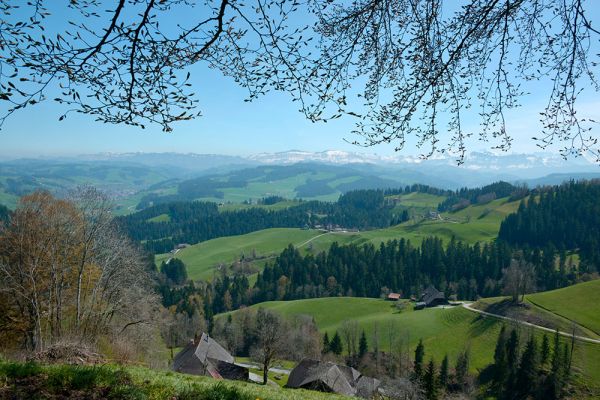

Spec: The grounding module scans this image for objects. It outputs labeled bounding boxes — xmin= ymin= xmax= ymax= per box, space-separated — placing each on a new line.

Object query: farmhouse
xmin=419 ymin=286 xmax=449 ymax=308
xmin=387 ymin=292 xmax=401 ymax=301
xmin=172 ymin=333 xmax=248 ymax=381
xmin=287 ymin=359 xmax=381 ymax=398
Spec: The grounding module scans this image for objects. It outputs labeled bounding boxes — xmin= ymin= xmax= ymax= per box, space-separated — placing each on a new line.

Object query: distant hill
xmin=0 ymin=159 xmax=184 ymax=211
xmin=135 ymin=162 xmax=457 ymax=207
xmin=156 ymin=195 xmax=521 ymax=282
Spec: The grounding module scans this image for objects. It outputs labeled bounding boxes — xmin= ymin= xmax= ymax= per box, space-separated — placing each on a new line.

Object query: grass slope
xmin=526 ymin=280 xmax=600 ymax=336
xmin=240 ymin=298 xmax=503 ymax=371
xmin=227 ymin=297 xmax=600 ymax=392
xmin=473 ymin=280 xmax=600 ymax=340
xmin=155 ymin=228 xmax=329 ymax=281
xmin=0 ymin=361 xmax=345 ymax=400
xmin=157 ymin=197 xmax=521 ymax=282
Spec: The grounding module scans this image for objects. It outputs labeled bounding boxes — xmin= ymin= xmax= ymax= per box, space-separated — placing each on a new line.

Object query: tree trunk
xmin=263 ymin=359 xmax=269 ymax=385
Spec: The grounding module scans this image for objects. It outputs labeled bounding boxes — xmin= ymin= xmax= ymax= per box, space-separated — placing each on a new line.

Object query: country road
xmin=296 ymin=232 xmax=330 ymax=248
xmin=235 ymin=362 xmax=291 ymax=375
xmin=461 ymin=303 xmax=600 ymax=344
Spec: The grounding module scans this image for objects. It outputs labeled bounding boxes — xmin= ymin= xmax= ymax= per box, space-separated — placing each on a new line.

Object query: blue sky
xmin=0 ymin=2 xmax=599 ymax=160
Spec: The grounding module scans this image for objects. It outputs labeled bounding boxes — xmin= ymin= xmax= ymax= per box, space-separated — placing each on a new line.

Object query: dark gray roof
xmin=172 ymin=333 xmax=237 ymax=377
xmin=172 ymin=340 xmax=199 ymax=372
xmin=356 ymin=376 xmax=382 ymax=398
xmin=194 ymin=332 xmax=234 ymax=364
xmin=287 ymin=359 xmax=380 ymax=398
xmin=420 ymin=286 xmax=447 ymax=306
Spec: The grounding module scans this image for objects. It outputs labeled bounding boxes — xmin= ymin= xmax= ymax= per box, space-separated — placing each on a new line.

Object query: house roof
xmin=172 ymin=340 xmax=199 ymax=372
xmin=194 ymin=332 xmax=235 ymax=365
xmin=172 ymin=333 xmax=235 ymax=374
xmin=387 ymin=293 xmax=401 ymax=300
xmin=420 ymin=286 xmax=446 ymax=306
xmin=287 ymin=359 xmax=357 ymax=396
xmin=287 ymin=359 xmax=380 ymax=398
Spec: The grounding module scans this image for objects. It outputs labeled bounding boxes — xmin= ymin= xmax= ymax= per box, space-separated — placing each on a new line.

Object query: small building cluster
xmin=286 ymin=359 xmax=381 ymax=398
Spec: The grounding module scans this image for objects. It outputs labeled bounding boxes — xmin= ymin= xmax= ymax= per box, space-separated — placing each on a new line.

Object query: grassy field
xmin=473 ymin=280 xmax=600 ymax=340
xmin=236 ymin=298 xmax=504 ymax=371
xmin=157 ymin=197 xmax=521 ymax=282
xmin=224 ymin=296 xmax=600 ymax=392
xmin=155 ymin=228 xmax=331 ymax=281
xmin=0 ymin=361 xmax=346 ymax=400
xmin=526 ymin=280 xmax=600 ymax=336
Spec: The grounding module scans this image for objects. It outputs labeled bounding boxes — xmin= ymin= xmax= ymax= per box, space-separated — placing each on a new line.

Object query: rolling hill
xmin=157 ymin=196 xmax=521 ymax=281
xmin=475 ymin=280 xmax=600 ymax=340
xmin=222 ymin=296 xmax=600 ymax=392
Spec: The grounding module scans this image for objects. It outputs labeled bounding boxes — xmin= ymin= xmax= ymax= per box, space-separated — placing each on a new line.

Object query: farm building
xmin=172 ymin=333 xmax=248 ymax=381
xmin=387 ymin=292 xmax=401 ymax=301
xmin=419 ymin=286 xmax=449 ymax=308
xmin=287 ymin=359 xmax=381 ymax=398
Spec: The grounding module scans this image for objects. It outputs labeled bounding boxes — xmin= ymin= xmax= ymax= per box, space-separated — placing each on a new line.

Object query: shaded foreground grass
xmin=0 ymin=361 xmax=345 ymax=400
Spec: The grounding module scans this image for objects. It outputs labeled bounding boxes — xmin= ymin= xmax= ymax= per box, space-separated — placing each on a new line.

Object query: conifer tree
xmin=504 ymin=329 xmax=520 ymax=396
xmin=545 ymin=330 xmax=565 ymax=400
xmin=322 ymin=332 xmax=331 ymax=354
xmin=439 ymin=355 xmax=449 ymax=390
xmin=454 ymin=349 xmax=470 ymax=389
xmin=358 ymin=330 xmax=368 ymax=358
xmin=541 ymin=334 xmax=550 ymax=367
xmin=516 ymin=337 xmax=539 ymax=398
xmin=414 ymin=339 xmax=425 ymax=380
xmin=493 ymin=325 xmax=509 ymax=389
xmin=424 ymin=359 xmax=438 ymax=400
xmin=330 ymin=331 xmax=343 ymax=355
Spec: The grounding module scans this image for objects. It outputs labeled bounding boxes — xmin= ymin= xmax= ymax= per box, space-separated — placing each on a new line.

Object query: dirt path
xmin=461 ymin=303 xmax=600 ymax=344
xmin=295 ymin=232 xmax=331 ymax=248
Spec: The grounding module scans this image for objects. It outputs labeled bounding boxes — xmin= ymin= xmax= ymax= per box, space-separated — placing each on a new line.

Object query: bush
xmin=0 ymin=361 xmax=42 ymax=379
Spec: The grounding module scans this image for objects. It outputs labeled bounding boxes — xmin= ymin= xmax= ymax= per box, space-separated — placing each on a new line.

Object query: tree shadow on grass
xmin=468 ymin=315 xmax=499 ymax=338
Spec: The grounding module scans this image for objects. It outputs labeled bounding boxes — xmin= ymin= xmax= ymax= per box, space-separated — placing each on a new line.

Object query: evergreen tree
xmin=516 ymin=337 xmax=539 ymax=399
xmin=493 ymin=325 xmax=509 ymax=390
xmin=504 ymin=329 xmax=520 ymax=396
xmin=160 ymin=258 xmax=188 ymax=285
xmin=414 ymin=339 xmax=425 ymax=380
xmin=544 ymin=330 xmax=567 ymax=400
xmin=322 ymin=332 xmax=331 ymax=354
xmin=454 ymin=349 xmax=470 ymax=389
xmin=439 ymin=354 xmax=449 ymax=390
xmin=358 ymin=330 xmax=368 ymax=358
xmin=541 ymin=334 xmax=550 ymax=367
xmin=424 ymin=359 xmax=438 ymax=400
xmin=330 ymin=331 xmax=343 ymax=355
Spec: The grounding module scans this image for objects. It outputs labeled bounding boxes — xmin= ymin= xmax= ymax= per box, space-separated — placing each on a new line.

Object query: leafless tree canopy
xmin=1 ymin=0 xmax=598 ymax=162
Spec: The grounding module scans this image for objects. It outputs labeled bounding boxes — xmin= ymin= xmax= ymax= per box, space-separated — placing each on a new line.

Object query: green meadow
xmin=225 ymin=296 xmax=600 ymax=392
xmin=156 ymin=197 xmax=521 ymax=282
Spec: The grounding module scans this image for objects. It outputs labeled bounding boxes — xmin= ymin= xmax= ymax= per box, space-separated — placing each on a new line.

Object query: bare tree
xmin=1 ymin=1 xmax=599 ymax=161
xmin=309 ymin=0 xmax=600 ymax=162
xmin=502 ymin=257 xmax=536 ymax=303
xmin=0 ymin=190 xmax=159 ymax=352
xmin=341 ymin=319 xmax=360 ymax=360
xmin=251 ymin=307 xmax=287 ymax=385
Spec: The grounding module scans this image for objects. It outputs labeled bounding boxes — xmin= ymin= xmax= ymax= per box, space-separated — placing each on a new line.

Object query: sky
xmin=0 ymin=2 xmax=599 ymax=160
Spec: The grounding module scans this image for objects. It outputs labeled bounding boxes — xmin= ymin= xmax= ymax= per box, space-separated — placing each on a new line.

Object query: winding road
xmin=461 ymin=302 xmax=600 ymax=344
